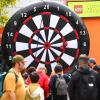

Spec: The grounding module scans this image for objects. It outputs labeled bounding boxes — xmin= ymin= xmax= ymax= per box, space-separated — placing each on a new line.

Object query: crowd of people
xmin=0 ymin=54 xmax=100 ymax=100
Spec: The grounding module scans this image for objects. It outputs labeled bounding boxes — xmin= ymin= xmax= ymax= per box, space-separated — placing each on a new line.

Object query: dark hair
xmin=27 ymin=66 xmax=36 ymax=74
xmin=79 ymin=55 xmax=89 ymax=64
xmin=54 ymin=66 xmax=63 ymax=73
xmin=88 ymin=58 xmax=96 ymax=65
xmin=29 ymin=72 xmax=39 ymax=83
xmin=22 ymin=72 xmax=29 ymax=80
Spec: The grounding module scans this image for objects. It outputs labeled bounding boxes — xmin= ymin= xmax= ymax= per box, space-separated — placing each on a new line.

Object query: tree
xmin=0 ymin=0 xmax=16 ymax=27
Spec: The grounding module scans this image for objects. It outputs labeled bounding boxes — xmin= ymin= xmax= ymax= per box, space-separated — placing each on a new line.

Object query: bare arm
xmin=7 ymin=91 xmax=16 ymax=100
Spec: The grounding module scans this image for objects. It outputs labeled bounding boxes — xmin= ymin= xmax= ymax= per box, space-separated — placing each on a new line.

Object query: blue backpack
xmin=0 ymin=72 xmax=6 ymax=96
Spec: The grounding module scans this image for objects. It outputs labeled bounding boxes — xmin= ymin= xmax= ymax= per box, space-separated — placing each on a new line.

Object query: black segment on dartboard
xmin=25 ymin=18 xmax=38 ymax=32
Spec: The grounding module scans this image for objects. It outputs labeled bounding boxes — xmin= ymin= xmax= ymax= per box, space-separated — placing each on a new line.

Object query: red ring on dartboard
xmin=12 ymin=12 xmax=80 ymax=70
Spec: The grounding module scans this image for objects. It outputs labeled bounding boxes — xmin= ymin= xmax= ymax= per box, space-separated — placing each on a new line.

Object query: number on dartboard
xmin=9 ymin=56 xmax=12 ymax=60
xmin=6 ymin=44 xmax=11 ymax=48
xmin=80 ymin=30 xmax=86 ymax=36
xmin=76 ymin=20 xmax=79 ymax=25
xmin=13 ymin=21 xmax=17 ymax=26
xmin=66 ymin=12 xmax=72 ymax=16
xmin=44 ymin=5 xmax=49 ymax=9
xmin=83 ymin=42 xmax=87 ymax=47
xmin=57 ymin=6 xmax=60 ymax=11
xmin=33 ymin=7 xmax=37 ymax=12
xmin=7 ymin=32 xmax=13 ymax=37
xmin=21 ymin=13 xmax=27 ymax=18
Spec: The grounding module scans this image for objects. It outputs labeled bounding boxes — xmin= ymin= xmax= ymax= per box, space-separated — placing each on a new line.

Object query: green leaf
xmin=0 ymin=0 xmax=17 ymax=27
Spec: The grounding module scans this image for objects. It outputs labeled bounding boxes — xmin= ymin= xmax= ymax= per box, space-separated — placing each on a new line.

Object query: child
xmin=25 ymin=72 xmax=44 ymax=100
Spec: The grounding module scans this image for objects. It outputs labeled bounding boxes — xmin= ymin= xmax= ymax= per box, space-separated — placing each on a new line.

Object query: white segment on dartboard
xmin=19 ymin=25 xmax=33 ymax=37
xmin=49 ymin=15 xmax=60 ymax=28
xmin=51 ymin=43 xmax=63 ymax=47
xmin=41 ymin=49 xmax=47 ymax=62
xmin=60 ymin=23 xmax=73 ymax=36
xmin=37 ymin=63 xmax=45 ymax=69
xmin=33 ymin=48 xmax=44 ymax=57
xmin=51 ymin=62 xmax=57 ymax=70
xmin=24 ymin=55 xmax=34 ymax=68
xmin=48 ymin=29 xmax=54 ymax=42
xmin=32 ymin=35 xmax=44 ymax=44
xmin=32 ymin=15 xmax=44 ymax=29
xmin=31 ymin=43 xmax=43 ymax=49
xmin=48 ymin=49 xmax=55 ymax=61
xmin=50 ymin=34 xmax=61 ymax=43
xmin=40 ymin=30 xmax=46 ymax=41
xmin=50 ymin=47 xmax=61 ymax=56
xmin=61 ymin=53 xmax=74 ymax=66
xmin=67 ymin=39 xmax=78 ymax=49
xmin=16 ymin=42 xmax=29 ymax=52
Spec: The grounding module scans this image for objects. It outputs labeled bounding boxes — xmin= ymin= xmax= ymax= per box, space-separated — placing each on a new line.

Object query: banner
xmin=68 ymin=1 xmax=100 ymax=17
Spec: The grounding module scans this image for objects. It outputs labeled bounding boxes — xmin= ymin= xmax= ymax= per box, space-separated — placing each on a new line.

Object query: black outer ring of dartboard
xmin=2 ymin=1 xmax=90 ymax=73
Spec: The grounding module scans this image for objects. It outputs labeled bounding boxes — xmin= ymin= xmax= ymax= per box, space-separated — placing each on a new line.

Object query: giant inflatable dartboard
xmin=2 ymin=2 xmax=89 ymax=74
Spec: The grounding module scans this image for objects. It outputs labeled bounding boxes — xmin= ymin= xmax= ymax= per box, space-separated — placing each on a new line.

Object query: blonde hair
xmin=36 ymin=66 xmax=47 ymax=73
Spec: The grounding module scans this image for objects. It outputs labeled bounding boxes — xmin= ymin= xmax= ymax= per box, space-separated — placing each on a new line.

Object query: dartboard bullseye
xmin=2 ymin=2 xmax=90 ymax=74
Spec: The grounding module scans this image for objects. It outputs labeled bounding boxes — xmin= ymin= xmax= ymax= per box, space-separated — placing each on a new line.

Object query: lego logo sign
xmin=74 ymin=5 xmax=83 ymax=14
xmin=68 ymin=1 xmax=100 ymax=17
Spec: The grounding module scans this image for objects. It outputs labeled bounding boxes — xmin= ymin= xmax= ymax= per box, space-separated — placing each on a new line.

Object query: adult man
xmin=88 ymin=58 xmax=100 ymax=74
xmin=68 ymin=55 xmax=100 ymax=100
xmin=1 ymin=55 xmax=26 ymax=100
xmin=49 ymin=65 xmax=70 ymax=100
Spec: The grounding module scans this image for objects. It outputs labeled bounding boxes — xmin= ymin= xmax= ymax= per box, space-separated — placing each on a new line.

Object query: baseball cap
xmin=88 ymin=58 xmax=96 ymax=64
xmin=12 ymin=55 xmax=24 ymax=63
